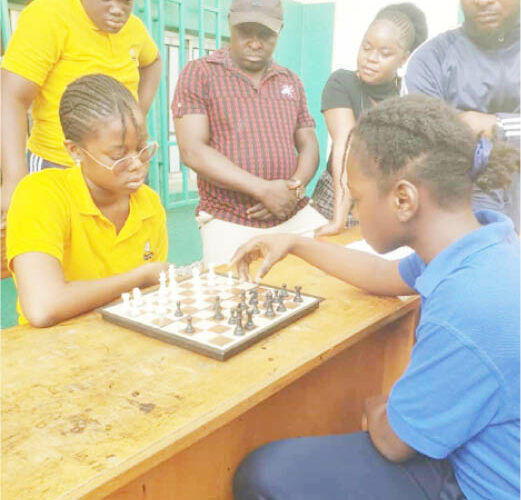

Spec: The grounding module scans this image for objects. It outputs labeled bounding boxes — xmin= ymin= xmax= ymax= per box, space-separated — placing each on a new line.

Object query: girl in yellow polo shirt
xmin=7 ymin=74 xmax=168 ymax=327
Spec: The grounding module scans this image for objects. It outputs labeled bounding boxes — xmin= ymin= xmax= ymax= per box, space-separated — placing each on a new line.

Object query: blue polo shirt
xmin=388 ymin=210 xmax=520 ymax=500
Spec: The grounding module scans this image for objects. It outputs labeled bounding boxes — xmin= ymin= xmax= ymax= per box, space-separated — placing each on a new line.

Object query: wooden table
xmin=2 ymin=230 xmax=419 ymax=500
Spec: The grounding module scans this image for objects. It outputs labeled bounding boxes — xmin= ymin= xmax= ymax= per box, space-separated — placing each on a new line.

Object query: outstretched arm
xmin=231 ymin=233 xmax=415 ymax=297
xmin=12 ymin=252 xmax=169 ymax=327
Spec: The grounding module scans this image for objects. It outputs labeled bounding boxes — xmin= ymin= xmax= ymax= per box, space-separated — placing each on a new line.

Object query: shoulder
xmin=122 ymin=14 xmax=150 ymax=35
xmin=15 ymin=169 xmax=69 ymax=197
xmin=409 ymin=28 xmax=462 ymax=64
xmin=328 ymin=69 xmax=358 ymax=85
xmin=15 ymin=0 xmax=68 ymax=25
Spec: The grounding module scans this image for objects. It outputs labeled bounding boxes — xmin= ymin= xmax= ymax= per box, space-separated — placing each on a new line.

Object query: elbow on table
xmin=22 ymin=301 xmax=61 ymax=328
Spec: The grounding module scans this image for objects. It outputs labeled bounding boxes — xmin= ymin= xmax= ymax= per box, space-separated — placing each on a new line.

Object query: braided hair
xmin=59 ymin=74 xmax=139 ymax=145
xmin=373 ymin=3 xmax=428 ymax=52
xmin=348 ymin=95 xmax=520 ymax=209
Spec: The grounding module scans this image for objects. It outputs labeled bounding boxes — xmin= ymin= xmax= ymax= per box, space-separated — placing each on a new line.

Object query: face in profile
xmin=81 ymin=0 xmax=134 ymax=33
xmin=357 ymin=20 xmax=409 ymax=85
xmin=229 ymin=23 xmax=279 ymax=75
xmin=461 ymin=0 xmax=520 ymax=33
xmin=346 ymin=141 xmax=404 ymax=254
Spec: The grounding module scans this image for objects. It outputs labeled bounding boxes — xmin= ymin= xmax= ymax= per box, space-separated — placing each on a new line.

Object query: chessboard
xmin=99 ymin=267 xmax=323 ymax=360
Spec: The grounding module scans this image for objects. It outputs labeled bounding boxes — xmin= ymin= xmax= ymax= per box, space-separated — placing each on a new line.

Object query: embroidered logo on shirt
xmin=281 ymin=85 xmax=294 ymax=98
xmin=143 ymin=241 xmax=154 ymax=261
xmin=130 ymin=46 xmax=137 ymax=62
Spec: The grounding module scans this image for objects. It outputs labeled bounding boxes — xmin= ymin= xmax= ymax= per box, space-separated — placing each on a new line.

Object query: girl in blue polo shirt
xmin=232 ymin=95 xmax=520 ymax=500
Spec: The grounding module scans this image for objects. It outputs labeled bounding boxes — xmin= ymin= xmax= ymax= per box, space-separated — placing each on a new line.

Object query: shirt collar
xmin=207 ymin=47 xmax=289 ymax=78
xmin=69 ymin=166 xmax=157 ymax=236
xmin=414 ymin=210 xmax=515 ymax=297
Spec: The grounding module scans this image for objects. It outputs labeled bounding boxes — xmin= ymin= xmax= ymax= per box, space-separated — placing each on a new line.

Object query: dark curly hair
xmin=373 ymin=3 xmax=428 ymax=52
xmin=347 ymin=95 xmax=520 ymax=209
xmin=59 ymin=74 xmax=139 ymax=144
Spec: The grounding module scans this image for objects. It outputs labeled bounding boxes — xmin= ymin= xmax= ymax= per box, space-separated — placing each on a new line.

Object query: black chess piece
xmin=248 ymin=289 xmax=258 ymax=305
xmin=240 ymin=290 xmax=247 ymax=301
xmin=174 ymin=300 xmax=183 ymax=317
xmin=264 ymin=291 xmax=273 ymax=308
xmin=265 ymin=298 xmax=275 ymax=318
xmin=280 ymin=284 xmax=289 ymax=298
xmin=213 ymin=296 xmax=224 ymax=320
xmin=276 ymin=295 xmax=286 ymax=312
xmin=185 ymin=315 xmax=195 ymax=333
xmin=228 ymin=308 xmax=237 ymax=325
xmin=245 ymin=309 xmax=255 ymax=330
xmin=251 ymin=298 xmax=260 ymax=315
xmin=294 ymin=286 xmax=303 ymax=303
xmin=234 ymin=312 xmax=245 ymax=336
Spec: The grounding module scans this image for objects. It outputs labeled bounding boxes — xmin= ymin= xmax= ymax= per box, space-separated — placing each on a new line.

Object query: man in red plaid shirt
xmin=173 ymin=0 xmax=326 ymax=265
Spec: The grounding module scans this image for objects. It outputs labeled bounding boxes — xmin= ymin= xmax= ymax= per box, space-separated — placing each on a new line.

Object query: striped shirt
xmin=172 ymin=48 xmax=315 ymax=227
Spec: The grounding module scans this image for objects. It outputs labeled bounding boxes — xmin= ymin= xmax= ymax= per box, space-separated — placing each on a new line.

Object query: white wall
xmin=296 ymin=0 xmax=461 ymax=71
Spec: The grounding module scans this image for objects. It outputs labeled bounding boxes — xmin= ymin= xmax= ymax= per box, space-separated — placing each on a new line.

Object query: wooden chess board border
xmin=98 ymin=273 xmax=324 ymax=361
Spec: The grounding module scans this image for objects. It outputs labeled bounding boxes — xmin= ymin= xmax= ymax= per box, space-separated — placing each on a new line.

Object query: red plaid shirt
xmin=172 ymin=48 xmax=315 ymax=227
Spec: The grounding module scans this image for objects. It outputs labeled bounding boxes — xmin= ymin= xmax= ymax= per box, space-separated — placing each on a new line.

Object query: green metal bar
xmin=1 ymin=0 xmax=12 ymax=50
xmin=156 ymin=0 xmax=170 ymax=206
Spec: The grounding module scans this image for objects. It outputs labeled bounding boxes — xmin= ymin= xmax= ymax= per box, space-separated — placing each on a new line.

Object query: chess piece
xmin=185 ymin=316 xmax=195 ymax=334
xmin=121 ymin=292 xmax=131 ymax=312
xmin=245 ymin=309 xmax=255 ymax=330
xmin=159 ymin=271 xmax=167 ymax=290
xmin=208 ymin=262 xmax=216 ymax=286
xmin=174 ymin=300 xmax=183 ymax=317
xmin=227 ymin=270 xmax=234 ymax=286
xmin=294 ymin=286 xmax=303 ymax=303
xmin=251 ymin=298 xmax=260 ymax=315
xmin=280 ymin=284 xmax=289 ymax=298
xmin=132 ymin=287 xmax=143 ymax=305
xmin=228 ymin=308 xmax=238 ymax=325
xmin=234 ymin=312 xmax=245 ymax=336
xmin=276 ymin=295 xmax=286 ymax=313
xmin=168 ymin=264 xmax=177 ymax=285
xmin=155 ymin=302 xmax=168 ymax=316
xmin=265 ymin=298 xmax=275 ymax=318
xmin=213 ymin=296 xmax=224 ymax=320
xmin=145 ymin=295 xmax=155 ymax=314
xmin=248 ymin=289 xmax=258 ymax=305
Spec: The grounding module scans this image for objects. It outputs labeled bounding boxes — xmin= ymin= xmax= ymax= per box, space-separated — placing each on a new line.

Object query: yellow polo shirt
xmin=1 ymin=0 xmax=158 ymax=167
xmin=7 ymin=167 xmax=168 ymax=325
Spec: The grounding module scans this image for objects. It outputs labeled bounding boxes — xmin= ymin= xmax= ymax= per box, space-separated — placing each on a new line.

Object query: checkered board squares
xmin=99 ymin=274 xmax=323 ymax=360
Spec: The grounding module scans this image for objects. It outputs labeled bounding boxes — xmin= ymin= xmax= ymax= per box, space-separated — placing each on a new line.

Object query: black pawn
xmin=245 ymin=309 xmax=255 ymax=330
xmin=228 ymin=308 xmax=237 ymax=325
xmin=248 ymin=289 xmax=258 ymax=305
xmin=280 ymin=284 xmax=289 ymax=298
xmin=213 ymin=296 xmax=224 ymax=320
xmin=174 ymin=300 xmax=183 ymax=317
xmin=185 ymin=315 xmax=194 ymax=333
xmin=234 ymin=313 xmax=245 ymax=336
xmin=264 ymin=291 xmax=273 ymax=308
xmin=265 ymin=298 xmax=275 ymax=318
xmin=251 ymin=298 xmax=260 ymax=315
xmin=276 ymin=296 xmax=286 ymax=313
xmin=294 ymin=286 xmax=303 ymax=303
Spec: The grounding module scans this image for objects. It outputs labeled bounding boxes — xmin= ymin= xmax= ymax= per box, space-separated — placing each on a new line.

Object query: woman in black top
xmin=313 ymin=3 xmax=428 ymax=237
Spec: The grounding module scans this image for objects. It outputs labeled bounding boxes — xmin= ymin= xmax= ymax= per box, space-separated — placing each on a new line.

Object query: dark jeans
xmin=234 ymin=432 xmax=466 ymax=500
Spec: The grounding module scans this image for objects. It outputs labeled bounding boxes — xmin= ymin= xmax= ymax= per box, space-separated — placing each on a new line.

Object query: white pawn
xmin=159 ymin=271 xmax=167 ymax=290
xmin=208 ymin=262 xmax=216 ymax=286
xmin=227 ymin=270 xmax=234 ymax=286
xmin=132 ymin=287 xmax=143 ymax=307
xmin=168 ymin=264 xmax=177 ymax=286
xmin=121 ymin=292 xmax=131 ymax=313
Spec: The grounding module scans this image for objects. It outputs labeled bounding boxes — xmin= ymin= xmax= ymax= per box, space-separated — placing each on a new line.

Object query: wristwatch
xmin=289 ymin=178 xmax=306 ymax=200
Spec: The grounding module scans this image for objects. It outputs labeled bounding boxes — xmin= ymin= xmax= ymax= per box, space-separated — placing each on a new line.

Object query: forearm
xmin=181 ymin=142 xmax=267 ymax=199
xmin=20 ymin=267 xmax=147 ymax=328
xmin=330 ymin=141 xmax=351 ymax=224
xmin=365 ymin=397 xmax=416 ymax=463
xmin=1 ymin=97 xmax=30 ymax=210
xmin=290 ymin=236 xmax=413 ymax=296
xmin=138 ymin=57 xmax=162 ymax=116
xmin=292 ymin=135 xmax=319 ymax=186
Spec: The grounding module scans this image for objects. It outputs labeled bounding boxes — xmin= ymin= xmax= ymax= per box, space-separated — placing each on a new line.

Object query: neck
xmin=408 ymin=206 xmax=481 ymax=264
xmin=84 ymin=176 xmax=127 ymax=209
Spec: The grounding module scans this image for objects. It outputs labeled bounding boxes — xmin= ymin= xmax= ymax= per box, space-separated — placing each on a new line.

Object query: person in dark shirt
xmin=405 ymin=0 xmax=520 ymax=231
xmin=313 ymin=3 xmax=427 ymax=237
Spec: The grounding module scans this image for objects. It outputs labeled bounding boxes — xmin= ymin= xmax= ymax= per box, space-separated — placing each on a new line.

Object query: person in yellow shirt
xmin=7 ymin=74 xmax=168 ymax=327
xmin=1 ymin=0 xmax=162 ymax=213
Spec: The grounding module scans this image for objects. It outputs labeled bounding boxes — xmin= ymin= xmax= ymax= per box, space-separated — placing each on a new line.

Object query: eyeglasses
xmin=79 ymin=141 xmax=158 ymax=174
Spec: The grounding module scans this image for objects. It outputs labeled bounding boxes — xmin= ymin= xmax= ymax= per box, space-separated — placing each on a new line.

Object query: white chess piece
xmin=132 ymin=287 xmax=143 ymax=307
xmin=227 ymin=270 xmax=234 ymax=286
xmin=145 ymin=295 xmax=155 ymax=314
xmin=168 ymin=264 xmax=177 ymax=286
xmin=159 ymin=271 xmax=167 ymax=290
xmin=208 ymin=262 xmax=216 ymax=286
xmin=121 ymin=292 xmax=131 ymax=312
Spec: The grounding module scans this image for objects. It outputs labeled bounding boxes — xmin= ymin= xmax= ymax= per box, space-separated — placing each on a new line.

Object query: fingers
xmin=248 ymin=207 xmax=271 ymax=220
xmin=246 ymin=203 xmax=265 ymax=216
xmin=255 ymin=254 xmax=276 ymax=282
